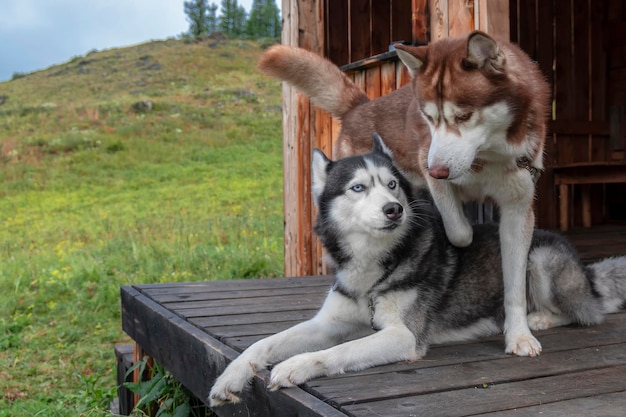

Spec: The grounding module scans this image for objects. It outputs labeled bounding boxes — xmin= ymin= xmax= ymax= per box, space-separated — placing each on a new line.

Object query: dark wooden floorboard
xmin=343 ymin=366 xmax=626 ymax=417
xmin=121 ymin=225 xmax=626 ymax=417
xmin=475 ymin=390 xmax=626 ymax=417
xmin=565 ymin=224 xmax=626 ymax=263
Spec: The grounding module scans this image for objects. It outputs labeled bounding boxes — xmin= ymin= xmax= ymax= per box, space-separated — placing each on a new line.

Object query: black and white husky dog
xmin=209 ymin=133 xmax=626 ymax=407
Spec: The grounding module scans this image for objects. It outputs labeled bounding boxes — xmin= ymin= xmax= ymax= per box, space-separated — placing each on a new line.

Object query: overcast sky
xmin=0 ymin=0 xmax=259 ymax=82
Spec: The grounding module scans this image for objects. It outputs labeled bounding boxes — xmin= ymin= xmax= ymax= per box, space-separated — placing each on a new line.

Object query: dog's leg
xmin=428 ymin=178 xmax=473 ymax=247
xmin=269 ymin=323 xmax=420 ymax=389
xmin=209 ymin=292 xmax=369 ymax=406
xmin=269 ymin=292 xmax=424 ymax=389
xmin=500 ymin=204 xmax=542 ymax=356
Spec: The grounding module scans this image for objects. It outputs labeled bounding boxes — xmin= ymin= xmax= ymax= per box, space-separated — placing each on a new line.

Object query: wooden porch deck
xmin=120 ymin=226 xmax=626 ymax=417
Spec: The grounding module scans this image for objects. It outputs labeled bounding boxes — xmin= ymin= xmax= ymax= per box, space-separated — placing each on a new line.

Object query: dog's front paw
xmin=268 ymin=354 xmax=325 ymax=391
xmin=209 ymin=376 xmax=244 ymax=407
xmin=505 ymin=333 xmax=542 ymax=357
xmin=527 ymin=312 xmax=553 ymax=331
xmin=209 ymin=360 xmax=256 ymax=407
xmin=445 ymin=223 xmax=473 ymax=247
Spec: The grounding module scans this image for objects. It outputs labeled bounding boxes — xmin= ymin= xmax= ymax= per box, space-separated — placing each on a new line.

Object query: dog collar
xmin=516 ymin=156 xmax=542 ymax=184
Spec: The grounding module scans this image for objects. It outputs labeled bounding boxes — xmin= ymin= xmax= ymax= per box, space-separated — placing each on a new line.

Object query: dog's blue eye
xmin=388 ymin=180 xmax=397 ymax=190
xmin=350 ymin=184 xmax=364 ymax=192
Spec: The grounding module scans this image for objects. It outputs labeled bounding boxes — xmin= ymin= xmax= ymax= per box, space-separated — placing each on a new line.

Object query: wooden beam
xmin=476 ymin=0 xmax=510 ymax=40
xmin=429 ymin=0 xmax=449 ymax=40
xmin=281 ymin=0 xmax=324 ymax=276
xmin=412 ymin=0 xmax=429 ymax=43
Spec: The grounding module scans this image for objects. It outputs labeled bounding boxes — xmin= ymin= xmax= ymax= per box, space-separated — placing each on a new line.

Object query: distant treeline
xmin=184 ymin=0 xmax=280 ymax=39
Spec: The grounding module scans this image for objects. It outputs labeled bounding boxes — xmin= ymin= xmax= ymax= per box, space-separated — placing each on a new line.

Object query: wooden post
xmin=412 ymin=0 xmax=429 ymax=44
xmin=281 ymin=0 xmax=325 ymax=277
xmin=132 ymin=342 xmax=156 ymax=416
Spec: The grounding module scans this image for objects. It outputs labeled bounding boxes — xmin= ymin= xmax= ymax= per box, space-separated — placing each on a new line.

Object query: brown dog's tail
xmin=258 ymin=45 xmax=369 ymax=120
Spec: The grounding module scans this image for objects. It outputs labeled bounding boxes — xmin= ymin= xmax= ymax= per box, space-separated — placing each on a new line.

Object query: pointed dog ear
xmin=372 ymin=133 xmax=393 ymax=158
xmin=464 ymin=31 xmax=505 ymax=72
xmin=311 ymin=149 xmax=331 ymax=205
xmin=394 ymin=44 xmax=427 ymax=78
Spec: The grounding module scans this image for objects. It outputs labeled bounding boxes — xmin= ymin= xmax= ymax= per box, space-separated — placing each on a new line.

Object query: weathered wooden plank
xmin=137 ymin=275 xmax=331 ymax=292
xmin=202 ymin=320 xmax=309 ymax=339
xmin=171 ymin=297 xmax=326 ymax=318
xmin=324 ymin=0 xmax=349 ymax=65
xmin=310 ymin=343 xmax=626 ymax=405
xmin=380 ymin=61 xmax=397 ymax=97
xmin=343 ymin=366 xmax=626 ymax=417
xmin=392 ymin=0 xmax=414 ymax=43
xmin=516 ymin=0 xmax=537 ymax=61
xmin=448 ymin=0 xmax=474 ymax=36
xmin=350 ymin=0 xmax=371 ymax=62
xmin=476 ymin=390 xmax=626 ymax=417
xmin=371 ymin=0 xmax=391 ymax=55
xmin=477 ymin=0 xmax=509 ymax=40
xmin=190 ymin=309 xmax=318 ymax=328
xmin=365 ymin=66 xmax=381 ymax=100
xmin=411 ymin=0 xmax=429 ymax=44
xmin=590 ymin=0 xmax=608 ymax=163
xmin=121 ymin=285 xmax=348 ymax=417
xmin=429 ymin=0 xmax=449 ymax=40
xmin=169 ymin=293 xmax=325 ymax=317
xmin=151 ymin=285 xmax=330 ymax=305
xmin=554 ymin=0 xmax=576 ymax=166
xmin=532 ymin=0 xmax=557 ymax=230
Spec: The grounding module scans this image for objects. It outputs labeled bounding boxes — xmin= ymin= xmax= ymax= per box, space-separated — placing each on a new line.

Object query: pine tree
xmin=246 ymin=0 xmax=280 ymax=38
xmin=184 ymin=0 xmax=211 ymax=37
xmin=207 ymin=3 xmax=219 ymax=33
xmin=219 ymin=0 xmax=247 ymax=37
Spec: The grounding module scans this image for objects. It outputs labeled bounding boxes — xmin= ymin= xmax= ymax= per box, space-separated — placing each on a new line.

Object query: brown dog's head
xmin=395 ymin=32 xmax=548 ymax=180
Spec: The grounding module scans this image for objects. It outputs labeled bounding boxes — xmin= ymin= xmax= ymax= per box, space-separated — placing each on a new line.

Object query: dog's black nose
xmin=383 ymin=202 xmax=403 ymax=220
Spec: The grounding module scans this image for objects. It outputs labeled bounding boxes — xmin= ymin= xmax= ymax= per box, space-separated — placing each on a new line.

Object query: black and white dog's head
xmin=311 ymin=134 xmax=416 ymax=261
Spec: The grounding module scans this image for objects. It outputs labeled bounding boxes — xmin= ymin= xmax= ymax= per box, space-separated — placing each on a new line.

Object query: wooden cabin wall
xmin=607 ymin=0 xmax=626 ymax=223
xmin=510 ymin=0 xmax=626 ymax=230
xmin=280 ymin=0 xmax=508 ymax=277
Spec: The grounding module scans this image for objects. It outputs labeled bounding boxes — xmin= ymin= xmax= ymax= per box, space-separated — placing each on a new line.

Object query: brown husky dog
xmin=258 ymin=31 xmax=550 ymax=357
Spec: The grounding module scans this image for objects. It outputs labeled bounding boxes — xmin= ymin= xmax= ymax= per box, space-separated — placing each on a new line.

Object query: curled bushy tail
xmin=257 ymin=45 xmax=369 ymax=119
xmin=589 ymin=257 xmax=626 ymax=313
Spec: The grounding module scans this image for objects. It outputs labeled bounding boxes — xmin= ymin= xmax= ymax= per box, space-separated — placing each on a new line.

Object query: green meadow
xmin=0 ymin=38 xmax=284 ymax=415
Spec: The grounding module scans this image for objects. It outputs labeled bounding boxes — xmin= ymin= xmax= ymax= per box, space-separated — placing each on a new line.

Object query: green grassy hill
xmin=0 ymin=37 xmax=284 ymax=415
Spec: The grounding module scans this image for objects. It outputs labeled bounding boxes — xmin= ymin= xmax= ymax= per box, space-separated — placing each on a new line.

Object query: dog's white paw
xmin=441 ymin=214 xmax=473 ymax=247
xmin=208 ymin=360 xmax=256 ymax=407
xmin=505 ymin=333 xmax=542 ymax=357
xmin=268 ymin=354 xmax=325 ymax=391
xmin=446 ymin=224 xmax=473 ymax=248
xmin=528 ymin=311 xmax=572 ymax=331
xmin=527 ymin=312 xmax=553 ymax=331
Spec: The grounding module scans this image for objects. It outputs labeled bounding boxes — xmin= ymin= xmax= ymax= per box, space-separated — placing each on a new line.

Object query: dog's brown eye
xmin=455 ymin=112 xmax=473 ymax=123
xmin=420 ymin=110 xmax=434 ymax=123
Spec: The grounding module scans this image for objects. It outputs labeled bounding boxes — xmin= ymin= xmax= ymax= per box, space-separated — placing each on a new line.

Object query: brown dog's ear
xmin=463 ymin=31 xmax=505 ymax=72
xmin=394 ymin=44 xmax=427 ymax=78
